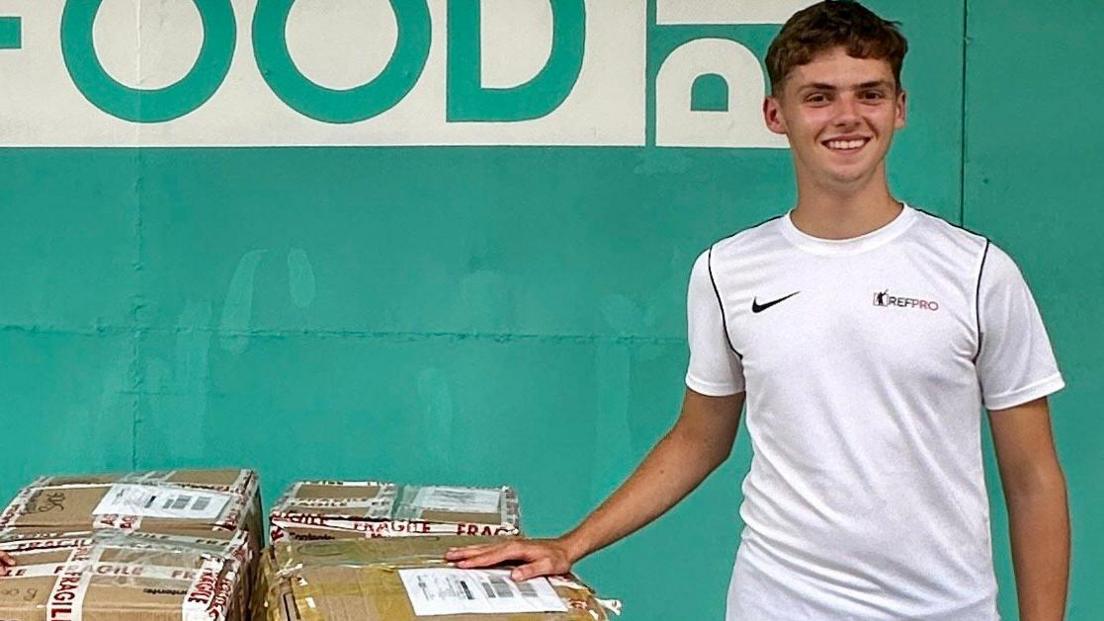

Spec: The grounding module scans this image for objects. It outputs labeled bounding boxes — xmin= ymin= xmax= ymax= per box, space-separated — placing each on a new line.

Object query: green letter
xmin=61 ymin=0 xmax=235 ymax=123
xmin=691 ymin=73 xmax=729 ymax=112
xmin=253 ymin=0 xmax=430 ymax=124
xmin=447 ymin=0 xmax=585 ymax=122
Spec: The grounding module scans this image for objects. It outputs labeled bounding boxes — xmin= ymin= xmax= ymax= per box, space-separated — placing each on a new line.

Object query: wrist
xmin=557 ymin=532 xmax=591 ymax=563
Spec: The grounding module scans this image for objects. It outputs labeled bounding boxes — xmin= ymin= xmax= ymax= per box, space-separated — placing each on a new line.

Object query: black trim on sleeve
xmin=972 ymin=238 xmax=991 ymax=364
xmin=707 ymin=246 xmax=743 ymax=359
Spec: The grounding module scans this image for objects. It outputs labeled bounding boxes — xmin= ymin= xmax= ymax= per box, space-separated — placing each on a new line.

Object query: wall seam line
xmin=959 ymin=0 xmax=970 ymax=227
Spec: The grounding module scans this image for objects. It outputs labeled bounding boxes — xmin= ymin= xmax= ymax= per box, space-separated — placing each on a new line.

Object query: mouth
xmin=821 ymin=136 xmax=871 ymax=154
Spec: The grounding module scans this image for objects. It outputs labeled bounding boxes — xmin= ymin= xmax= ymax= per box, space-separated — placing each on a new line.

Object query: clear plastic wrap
xmin=253 ymin=536 xmax=620 ymax=621
xmin=0 ymin=530 xmax=249 ymax=621
xmin=269 ymin=481 xmax=521 ymax=543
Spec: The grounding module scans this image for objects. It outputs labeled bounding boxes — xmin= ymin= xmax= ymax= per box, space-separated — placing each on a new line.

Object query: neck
xmin=790 ymin=163 xmax=901 ymax=240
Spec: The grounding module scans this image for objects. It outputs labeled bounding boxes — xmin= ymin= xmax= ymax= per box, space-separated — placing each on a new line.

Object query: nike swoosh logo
xmin=751 ymin=291 xmax=800 ymax=313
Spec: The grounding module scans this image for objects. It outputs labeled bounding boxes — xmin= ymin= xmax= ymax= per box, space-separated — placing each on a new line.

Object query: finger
xmin=511 ymin=558 xmax=554 ymax=582
xmin=444 ymin=544 xmax=497 ymax=561
xmin=455 ymin=545 xmax=525 ymax=569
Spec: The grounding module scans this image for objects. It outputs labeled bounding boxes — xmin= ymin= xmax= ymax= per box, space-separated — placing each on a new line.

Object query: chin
xmin=823 ymin=167 xmax=875 ymax=186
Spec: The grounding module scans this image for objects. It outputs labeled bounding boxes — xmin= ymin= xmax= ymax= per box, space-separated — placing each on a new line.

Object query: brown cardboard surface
xmin=0 ymin=469 xmax=261 ymax=543
xmin=270 ymin=481 xmax=521 ymax=543
xmin=255 ymin=536 xmax=618 ymax=621
xmin=0 ymin=531 xmax=248 ymax=621
xmin=0 ymin=469 xmax=264 ymax=604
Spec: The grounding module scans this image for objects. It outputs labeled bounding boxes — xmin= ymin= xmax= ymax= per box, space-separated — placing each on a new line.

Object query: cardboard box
xmin=0 ymin=469 xmax=264 ymax=601
xmin=0 ymin=469 xmax=262 ymax=545
xmin=252 ymin=536 xmax=620 ymax=621
xmin=269 ymin=481 xmax=521 ymax=543
xmin=0 ymin=530 xmax=249 ymax=621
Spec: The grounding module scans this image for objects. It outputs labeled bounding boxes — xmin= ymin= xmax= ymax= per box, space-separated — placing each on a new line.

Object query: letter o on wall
xmin=61 ymin=0 xmax=236 ymax=123
xmin=253 ymin=0 xmax=431 ymax=124
xmin=656 ymin=38 xmax=787 ymax=148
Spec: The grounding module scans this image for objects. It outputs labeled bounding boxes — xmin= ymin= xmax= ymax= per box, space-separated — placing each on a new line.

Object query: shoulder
xmin=908 ymin=206 xmax=1030 ymax=288
xmin=908 ymin=206 xmax=990 ymax=255
xmin=706 ymin=213 xmax=786 ymax=262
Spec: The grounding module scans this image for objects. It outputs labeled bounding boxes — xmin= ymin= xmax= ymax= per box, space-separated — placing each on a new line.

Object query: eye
xmin=805 ymin=93 xmax=829 ymax=104
xmin=860 ymin=90 xmax=886 ymax=101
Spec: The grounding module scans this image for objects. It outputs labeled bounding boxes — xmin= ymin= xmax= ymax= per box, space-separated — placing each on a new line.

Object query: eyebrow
xmin=800 ymin=80 xmax=895 ymax=93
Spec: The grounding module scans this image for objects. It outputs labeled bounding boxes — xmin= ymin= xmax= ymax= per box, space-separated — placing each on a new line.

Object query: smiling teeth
xmin=827 ymin=139 xmax=867 ymax=150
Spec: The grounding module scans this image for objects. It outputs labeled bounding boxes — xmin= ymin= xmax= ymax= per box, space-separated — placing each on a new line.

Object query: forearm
xmin=1005 ymin=474 xmax=1070 ymax=621
xmin=560 ymin=423 xmax=728 ymax=561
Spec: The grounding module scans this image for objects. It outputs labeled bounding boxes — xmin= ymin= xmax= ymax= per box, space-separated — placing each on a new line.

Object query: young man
xmin=453 ymin=2 xmax=1069 ymax=618
xmin=450 ymin=2 xmax=1070 ymax=619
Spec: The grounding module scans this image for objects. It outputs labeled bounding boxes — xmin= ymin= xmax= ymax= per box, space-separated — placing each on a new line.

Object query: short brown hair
xmin=766 ymin=0 xmax=908 ymax=96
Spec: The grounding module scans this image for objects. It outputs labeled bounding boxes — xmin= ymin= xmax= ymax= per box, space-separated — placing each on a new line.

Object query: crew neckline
xmin=779 ymin=203 xmax=918 ymax=256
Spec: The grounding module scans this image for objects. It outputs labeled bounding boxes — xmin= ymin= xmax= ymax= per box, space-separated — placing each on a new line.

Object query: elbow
xmin=663 ymin=425 xmax=734 ymax=475
xmin=1002 ymin=463 xmax=1068 ymax=504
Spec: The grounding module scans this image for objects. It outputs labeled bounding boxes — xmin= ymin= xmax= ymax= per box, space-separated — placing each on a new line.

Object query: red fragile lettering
xmin=48 ymin=571 xmax=84 ymax=620
xmin=187 ymin=568 xmax=218 ymax=606
xmin=393 ymin=520 xmax=431 ymax=534
xmin=455 ymin=523 xmax=507 ymax=537
xmin=0 ymin=502 xmax=21 ymax=528
xmin=270 ymin=525 xmax=288 ymax=542
xmin=279 ymin=513 xmax=326 ymax=526
xmin=8 ymin=538 xmax=92 ymax=553
xmin=93 ymin=563 xmax=143 ymax=577
xmin=206 ymin=574 xmax=234 ymax=619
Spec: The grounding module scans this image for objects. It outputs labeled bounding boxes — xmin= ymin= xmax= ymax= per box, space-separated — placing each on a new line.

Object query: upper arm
xmin=685 ymin=250 xmax=746 ymax=396
xmin=988 ymin=396 xmax=1065 ymax=494
xmin=975 ymin=243 xmax=1064 ymax=410
xmin=672 ymin=387 xmax=746 ymax=466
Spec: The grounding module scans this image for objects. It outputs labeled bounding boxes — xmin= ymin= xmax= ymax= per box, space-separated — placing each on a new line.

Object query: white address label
xmin=398 ymin=568 xmax=567 ymax=616
xmin=412 ymin=487 xmax=502 ymax=514
xmin=92 ymin=484 xmax=231 ymax=520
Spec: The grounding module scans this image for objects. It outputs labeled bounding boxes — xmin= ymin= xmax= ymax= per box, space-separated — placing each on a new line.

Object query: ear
xmin=894 ymin=88 xmax=907 ymax=129
xmin=763 ymin=95 xmax=787 ymax=135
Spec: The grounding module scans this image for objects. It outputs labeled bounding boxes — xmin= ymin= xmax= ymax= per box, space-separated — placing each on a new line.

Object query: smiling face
xmin=764 ymin=46 xmax=907 ymax=193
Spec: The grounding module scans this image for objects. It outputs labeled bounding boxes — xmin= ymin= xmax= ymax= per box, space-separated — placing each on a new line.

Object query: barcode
xmin=517 ymin=580 xmax=537 ymax=598
xmin=486 ymin=576 xmax=515 ymax=599
xmin=459 ymin=580 xmax=475 ymax=600
xmin=193 ymin=496 xmax=211 ymax=512
xmin=172 ymin=496 xmax=192 ymax=510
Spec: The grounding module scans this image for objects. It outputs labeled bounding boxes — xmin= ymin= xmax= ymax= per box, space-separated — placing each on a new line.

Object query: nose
xmin=833 ymin=93 xmax=861 ymax=128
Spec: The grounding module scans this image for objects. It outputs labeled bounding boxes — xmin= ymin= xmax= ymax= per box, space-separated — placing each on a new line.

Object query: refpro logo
xmin=0 ymin=0 xmax=815 ymax=146
xmin=873 ymin=290 xmax=940 ymax=311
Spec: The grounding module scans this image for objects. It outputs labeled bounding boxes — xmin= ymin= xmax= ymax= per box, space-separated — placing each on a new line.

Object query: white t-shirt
xmin=685 ymin=204 xmax=1064 ymax=621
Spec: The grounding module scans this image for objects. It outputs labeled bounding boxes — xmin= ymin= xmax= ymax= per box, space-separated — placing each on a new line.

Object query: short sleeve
xmin=685 ymin=249 xmax=745 ymax=396
xmin=975 ymin=242 xmax=1065 ymax=410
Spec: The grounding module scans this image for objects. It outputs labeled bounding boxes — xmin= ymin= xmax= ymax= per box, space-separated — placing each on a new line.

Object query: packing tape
xmin=277 ymin=565 xmax=613 ymax=621
xmin=9 ymin=559 xmax=209 ymax=582
xmin=119 ymin=470 xmax=180 ymax=485
xmin=44 ymin=544 xmax=100 ymax=621
xmin=183 ymin=556 xmax=237 ymax=621
xmin=0 ymin=485 xmax=38 ymax=529
xmin=4 ymin=532 xmax=244 ymax=621
xmin=271 ymin=515 xmax=515 ymax=538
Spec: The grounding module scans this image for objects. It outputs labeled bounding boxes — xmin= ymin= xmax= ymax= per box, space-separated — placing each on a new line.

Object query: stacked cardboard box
xmin=0 ymin=527 xmax=250 ymax=620
xmin=0 ymin=469 xmax=263 ymax=620
xmin=0 ymin=469 xmax=262 ymax=550
xmin=269 ymin=481 xmax=521 ymax=543
xmin=251 ymin=536 xmax=620 ymax=621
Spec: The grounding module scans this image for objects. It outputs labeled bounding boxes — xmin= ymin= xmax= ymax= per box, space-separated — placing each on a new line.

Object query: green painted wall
xmin=964 ymin=2 xmax=1104 ymax=619
xmin=0 ymin=2 xmax=1096 ymax=619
